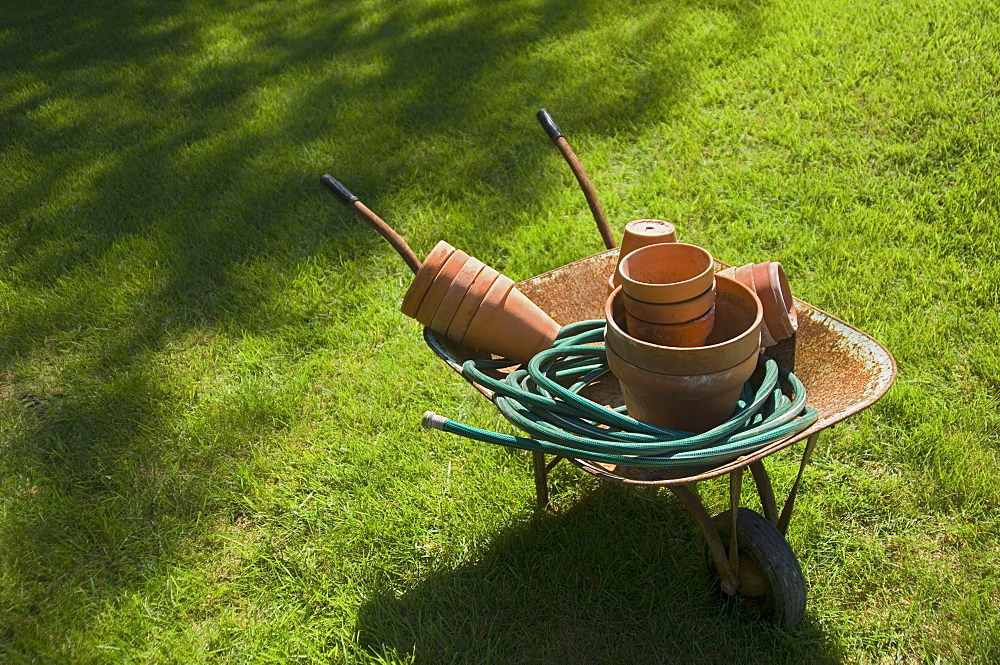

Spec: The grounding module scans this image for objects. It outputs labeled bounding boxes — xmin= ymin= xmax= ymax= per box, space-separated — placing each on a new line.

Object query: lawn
xmin=1 ymin=0 xmax=998 ymax=662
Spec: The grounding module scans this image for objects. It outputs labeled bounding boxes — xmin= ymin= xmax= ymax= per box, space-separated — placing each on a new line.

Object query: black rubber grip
xmin=536 ymin=109 xmax=563 ymax=142
xmin=320 ymin=174 xmax=359 ymax=207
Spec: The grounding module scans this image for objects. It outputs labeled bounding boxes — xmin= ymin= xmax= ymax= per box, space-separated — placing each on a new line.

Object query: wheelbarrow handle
xmin=536 ymin=108 xmax=564 ymax=143
xmin=535 ymin=109 xmax=616 ymax=250
xmin=320 ymin=174 xmax=422 ymax=274
xmin=320 ymin=174 xmax=359 ymax=206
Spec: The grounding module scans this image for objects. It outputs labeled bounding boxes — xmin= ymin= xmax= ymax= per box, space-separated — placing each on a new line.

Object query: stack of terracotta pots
xmin=400 ymin=241 xmax=561 ymax=364
xmin=616 ymin=243 xmax=718 ymax=348
xmin=718 ymin=262 xmax=797 ymax=347
xmin=605 ymin=269 xmax=763 ymax=433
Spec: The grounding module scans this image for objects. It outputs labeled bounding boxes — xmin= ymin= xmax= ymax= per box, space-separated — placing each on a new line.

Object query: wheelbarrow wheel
xmin=705 ymin=507 xmax=806 ymax=627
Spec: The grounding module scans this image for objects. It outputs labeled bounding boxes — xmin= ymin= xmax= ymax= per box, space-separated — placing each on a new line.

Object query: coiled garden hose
xmin=422 ymin=319 xmax=818 ymax=469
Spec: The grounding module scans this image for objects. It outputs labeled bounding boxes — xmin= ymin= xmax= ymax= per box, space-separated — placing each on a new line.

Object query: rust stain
xmin=790 ymin=303 xmax=895 ymax=425
xmin=518 ymin=251 xmax=617 ymax=325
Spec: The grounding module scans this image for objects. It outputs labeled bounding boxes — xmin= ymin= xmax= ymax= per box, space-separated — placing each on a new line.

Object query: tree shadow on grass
xmin=0 ymin=0 xmax=769 ymax=656
xmin=357 ymin=486 xmax=841 ymax=665
xmin=1 ymin=0 xmax=768 ymax=307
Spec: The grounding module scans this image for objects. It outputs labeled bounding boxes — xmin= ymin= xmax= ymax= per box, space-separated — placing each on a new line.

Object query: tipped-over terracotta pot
xmin=414 ymin=250 xmax=471 ymax=326
xmin=430 ymin=257 xmax=486 ymax=333
xmin=608 ymin=219 xmax=678 ymax=293
xmin=752 ymin=261 xmax=797 ymax=342
xmin=605 ymin=275 xmax=762 ymax=376
xmin=718 ymin=262 xmax=797 ymax=347
xmin=399 ymin=241 xmax=560 ymax=364
xmin=617 ymin=243 xmax=715 ymax=303
xmin=446 ymin=265 xmax=500 ymax=343
xmin=464 ymin=276 xmax=561 ymax=364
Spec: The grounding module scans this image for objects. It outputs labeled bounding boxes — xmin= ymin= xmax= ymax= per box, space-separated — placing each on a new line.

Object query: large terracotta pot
xmin=604 ymin=275 xmax=762 ymax=375
xmin=606 ymin=343 xmax=759 ymax=432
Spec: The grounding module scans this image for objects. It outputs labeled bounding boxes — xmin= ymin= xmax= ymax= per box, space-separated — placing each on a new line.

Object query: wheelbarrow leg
xmin=531 ymin=453 xmax=564 ymax=508
xmin=749 ymin=460 xmax=779 ymax=525
xmin=532 ymin=452 xmax=549 ymax=507
xmin=777 ymin=432 xmax=821 ymax=535
xmin=670 ymin=483 xmax=739 ymax=596
xmin=727 ymin=468 xmax=744 ymax=585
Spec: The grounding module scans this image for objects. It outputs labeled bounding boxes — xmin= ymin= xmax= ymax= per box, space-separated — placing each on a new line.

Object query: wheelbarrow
xmin=422 ymin=248 xmax=897 ymax=627
xmin=319 ymin=109 xmax=896 ymax=625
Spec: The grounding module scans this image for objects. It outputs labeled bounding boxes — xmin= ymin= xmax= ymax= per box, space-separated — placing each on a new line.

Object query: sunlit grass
xmin=1 ymin=0 xmax=999 ymax=662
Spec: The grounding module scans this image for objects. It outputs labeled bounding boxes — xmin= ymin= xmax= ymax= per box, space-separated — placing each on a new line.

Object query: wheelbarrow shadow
xmin=357 ymin=485 xmax=843 ymax=665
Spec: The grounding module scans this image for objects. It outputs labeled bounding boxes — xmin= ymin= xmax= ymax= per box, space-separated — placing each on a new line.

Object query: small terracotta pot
xmin=608 ymin=219 xmax=678 ymax=292
xmin=718 ymin=262 xmax=797 ymax=347
xmin=464 ymin=277 xmax=561 ymax=364
xmin=400 ymin=240 xmax=456 ymax=318
xmin=752 ymin=261 xmax=797 ymax=342
xmin=446 ymin=265 xmax=500 ymax=343
xmin=622 ymin=279 xmax=716 ymax=324
xmin=625 ymin=304 xmax=716 ymax=347
xmin=606 ymin=343 xmax=759 ymax=432
xmin=414 ymin=250 xmax=471 ymax=326
xmin=617 ymin=243 xmax=715 ymax=303
xmin=430 ymin=257 xmax=486 ymax=333
xmin=604 ymin=275 xmax=762 ymax=375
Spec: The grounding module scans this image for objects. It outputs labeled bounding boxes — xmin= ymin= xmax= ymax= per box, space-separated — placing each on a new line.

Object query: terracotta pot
xmin=604 ymin=275 xmax=762 ymax=375
xmin=625 ymin=304 xmax=715 ymax=347
xmin=622 ymin=279 xmax=716 ymax=324
xmin=718 ymin=262 xmax=797 ymax=347
xmin=609 ymin=219 xmax=678 ymax=292
xmin=752 ymin=262 xmax=797 ymax=342
xmin=414 ymin=250 xmax=471 ymax=326
xmin=606 ymin=343 xmax=759 ymax=432
xmin=464 ymin=277 xmax=561 ymax=364
xmin=400 ymin=240 xmax=456 ymax=318
xmin=430 ymin=257 xmax=486 ymax=333
xmin=462 ymin=273 xmax=515 ymax=348
xmin=617 ymin=243 xmax=714 ymax=303
xmin=446 ymin=265 xmax=500 ymax=343
xmin=398 ymin=242 xmax=560 ymax=363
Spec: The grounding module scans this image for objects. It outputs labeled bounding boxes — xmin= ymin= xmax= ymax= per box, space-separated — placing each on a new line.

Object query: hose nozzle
xmin=422 ymin=411 xmax=448 ymax=430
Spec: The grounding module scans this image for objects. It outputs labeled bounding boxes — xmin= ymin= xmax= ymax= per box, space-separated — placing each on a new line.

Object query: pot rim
xmin=622 ymin=279 xmax=716 ymax=324
xmin=401 ymin=240 xmax=456 ymax=318
xmin=617 ymin=243 xmax=714 ymax=303
xmin=605 ymin=274 xmax=763 ymax=375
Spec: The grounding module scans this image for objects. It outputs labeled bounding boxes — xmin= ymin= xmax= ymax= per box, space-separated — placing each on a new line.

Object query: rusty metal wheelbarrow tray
xmin=424 ymin=248 xmax=897 ymax=484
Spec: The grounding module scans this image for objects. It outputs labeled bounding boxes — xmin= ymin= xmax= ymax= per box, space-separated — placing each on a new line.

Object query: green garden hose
xmin=422 ymin=319 xmax=818 ymax=469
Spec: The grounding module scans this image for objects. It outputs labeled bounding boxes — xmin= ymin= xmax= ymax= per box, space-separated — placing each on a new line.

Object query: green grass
xmin=1 ymin=0 xmax=999 ymax=662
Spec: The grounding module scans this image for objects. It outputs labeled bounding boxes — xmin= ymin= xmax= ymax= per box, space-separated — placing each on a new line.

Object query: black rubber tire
xmin=705 ymin=507 xmax=806 ymax=627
